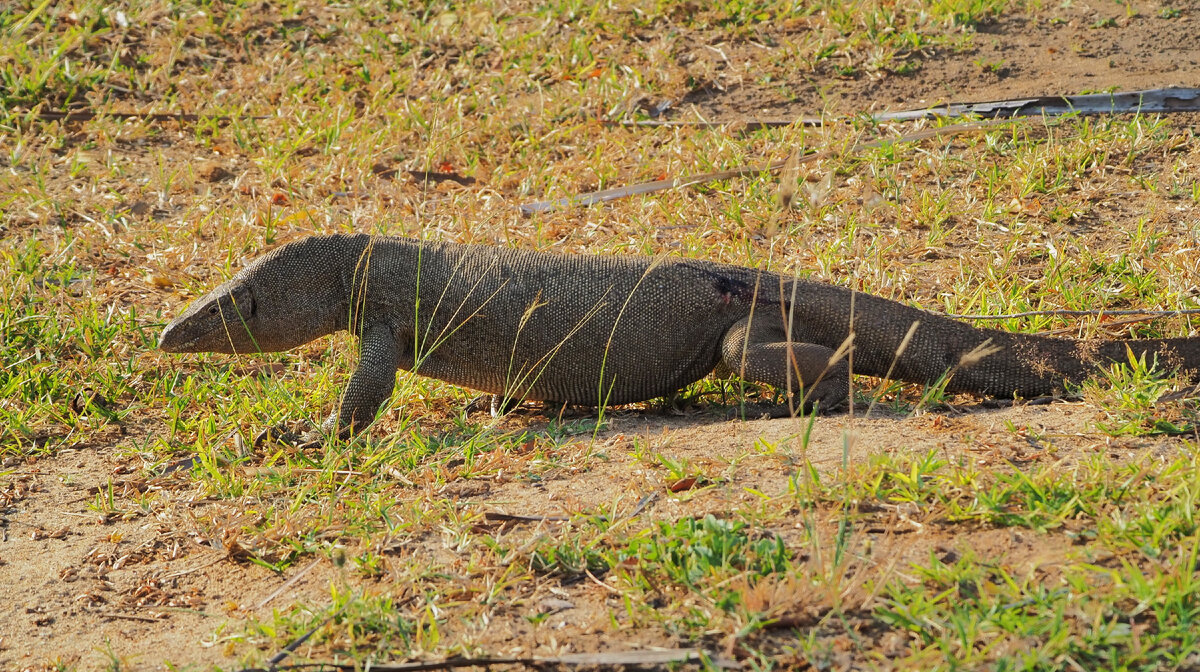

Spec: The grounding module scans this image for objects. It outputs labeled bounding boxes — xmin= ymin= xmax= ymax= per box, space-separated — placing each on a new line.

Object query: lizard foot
xmin=464 ymin=394 xmax=522 ymax=418
xmin=253 ymin=420 xmax=310 ymax=448
xmin=464 ymin=394 xmax=492 ymax=415
xmin=252 ymin=420 xmax=334 ymax=450
xmin=255 ymin=414 xmax=365 ymax=449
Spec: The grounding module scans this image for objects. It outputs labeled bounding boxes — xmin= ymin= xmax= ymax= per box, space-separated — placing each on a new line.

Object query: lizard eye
xmin=208 ymin=305 xmax=218 ymax=315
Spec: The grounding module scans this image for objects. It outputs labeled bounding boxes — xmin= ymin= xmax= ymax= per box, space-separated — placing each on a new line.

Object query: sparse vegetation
xmin=2 ymin=0 xmax=1200 ymax=670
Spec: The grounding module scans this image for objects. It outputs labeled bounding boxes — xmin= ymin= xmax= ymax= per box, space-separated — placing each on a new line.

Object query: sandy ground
xmin=1 ymin=399 xmax=1184 ymax=670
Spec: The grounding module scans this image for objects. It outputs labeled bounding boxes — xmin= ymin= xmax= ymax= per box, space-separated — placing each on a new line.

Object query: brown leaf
xmin=669 ymin=476 xmax=698 ymax=492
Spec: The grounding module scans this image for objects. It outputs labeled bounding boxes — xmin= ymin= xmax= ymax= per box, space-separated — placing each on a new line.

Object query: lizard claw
xmin=490 ymin=395 xmax=521 ymax=417
xmin=464 ymin=394 xmax=492 ymax=415
xmin=464 ymin=394 xmax=521 ymax=418
xmin=253 ymin=422 xmax=301 ymax=448
xmin=253 ymin=420 xmax=321 ymax=448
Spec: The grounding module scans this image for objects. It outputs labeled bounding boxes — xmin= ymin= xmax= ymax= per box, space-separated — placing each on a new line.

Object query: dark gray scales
xmin=159 ymin=233 xmax=1200 ymax=434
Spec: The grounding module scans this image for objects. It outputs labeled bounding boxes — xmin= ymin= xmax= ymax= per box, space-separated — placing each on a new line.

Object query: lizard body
xmin=159 ymin=233 xmax=1200 ymax=432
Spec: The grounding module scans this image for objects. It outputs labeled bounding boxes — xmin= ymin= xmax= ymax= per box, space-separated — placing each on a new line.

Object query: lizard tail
xmin=788 ymin=281 xmax=1199 ymax=399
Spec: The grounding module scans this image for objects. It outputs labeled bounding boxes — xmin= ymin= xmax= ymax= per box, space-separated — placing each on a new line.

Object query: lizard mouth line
xmin=158 ymin=330 xmax=200 ymax=353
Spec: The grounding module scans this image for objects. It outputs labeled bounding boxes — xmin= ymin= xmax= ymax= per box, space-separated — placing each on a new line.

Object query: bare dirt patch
xmin=1 ymin=401 xmax=1180 ymax=669
xmin=0 ymin=440 xmax=335 ymax=671
xmin=678 ymin=0 xmax=1199 ymax=119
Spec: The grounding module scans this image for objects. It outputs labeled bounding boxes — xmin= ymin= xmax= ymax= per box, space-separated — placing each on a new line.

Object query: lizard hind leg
xmin=719 ymin=317 xmax=850 ymax=415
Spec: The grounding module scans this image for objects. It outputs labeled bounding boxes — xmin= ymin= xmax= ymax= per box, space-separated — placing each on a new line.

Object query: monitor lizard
xmin=159 ymin=233 xmax=1200 ymax=435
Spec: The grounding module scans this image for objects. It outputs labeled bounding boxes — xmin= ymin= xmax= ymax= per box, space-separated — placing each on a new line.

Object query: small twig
xmin=248 ymin=659 xmax=531 ymax=671
xmin=161 ymin=553 xmax=226 ymax=580
xmin=266 ymin=611 xmax=339 ymax=668
xmin=100 ymin=611 xmax=164 ymax=623
xmin=585 ymin=568 xmax=622 ymax=595
xmin=482 ymin=512 xmax=570 ymax=523
xmin=627 ymin=492 xmax=658 ymax=519
xmin=613 ymin=118 xmax=798 ymax=129
xmin=256 ymin=558 xmax=321 ymax=611
xmin=130 ymin=604 xmax=214 ymax=617
xmin=612 ymin=86 xmax=1200 ymax=128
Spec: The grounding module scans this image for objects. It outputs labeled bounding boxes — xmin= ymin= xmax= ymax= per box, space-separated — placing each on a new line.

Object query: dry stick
xmin=483 ymin=512 xmax=569 ymax=523
xmin=612 ymin=86 xmax=1200 ymax=128
xmin=844 ymin=86 xmax=1200 ymax=122
xmin=161 ymin=553 xmax=227 ymax=580
xmin=27 ymin=111 xmax=268 ymax=123
xmin=519 ymin=119 xmax=1012 ymax=214
xmin=586 ymin=568 xmax=623 ymax=595
xmin=617 ymin=118 xmax=798 ymax=129
xmin=627 ymin=491 xmax=658 ymax=518
xmin=100 ymin=612 xmax=163 ymax=623
xmin=263 ymin=604 xmax=348 ymax=670
xmin=240 ymin=647 xmax=722 ymax=671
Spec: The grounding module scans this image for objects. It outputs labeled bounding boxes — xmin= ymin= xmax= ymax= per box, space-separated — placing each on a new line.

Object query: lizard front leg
xmin=720 ymin=316 xmax=850 ymax=416
xmin=322 ymin=322 xmax=401 ymax=436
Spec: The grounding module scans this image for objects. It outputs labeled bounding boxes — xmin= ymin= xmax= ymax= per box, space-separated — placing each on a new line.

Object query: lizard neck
xmin=243 ymin=234 xmax=371 ymax=351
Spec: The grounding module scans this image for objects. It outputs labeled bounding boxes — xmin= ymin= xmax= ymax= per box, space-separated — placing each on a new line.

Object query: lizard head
xmin=158 ymin=275 xmax=265 ymax=354
xmin=159 ymin=234 xmax=364 ymax=354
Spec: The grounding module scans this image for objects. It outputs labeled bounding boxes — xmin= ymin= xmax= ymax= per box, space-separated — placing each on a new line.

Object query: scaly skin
xmin=159 ymin=233 xmax=1200 ymax=434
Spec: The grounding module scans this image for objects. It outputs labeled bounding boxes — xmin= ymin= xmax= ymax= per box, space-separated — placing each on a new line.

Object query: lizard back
xmin=355 ymin=236 xmax=765 ymax=405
